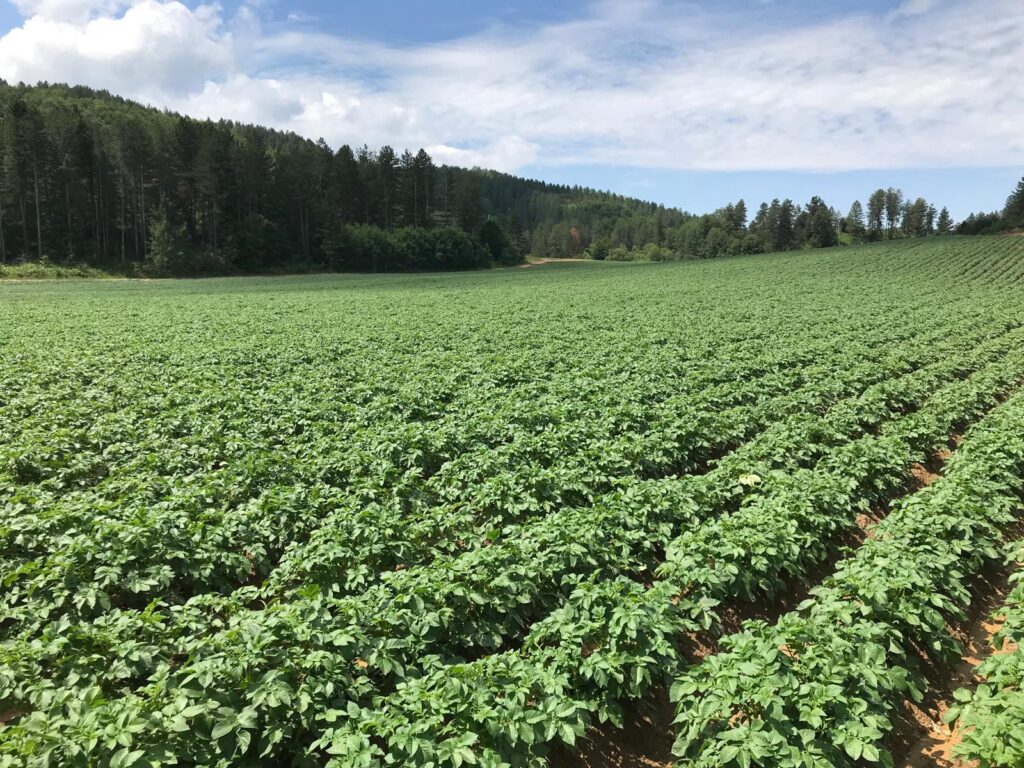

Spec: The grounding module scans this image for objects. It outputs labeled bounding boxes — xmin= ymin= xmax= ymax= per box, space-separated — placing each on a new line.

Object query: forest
xmin=0 ymin=81 xmax=1019 ymax=276
xmin=957 ymin=179 xmax=1024 ymax=235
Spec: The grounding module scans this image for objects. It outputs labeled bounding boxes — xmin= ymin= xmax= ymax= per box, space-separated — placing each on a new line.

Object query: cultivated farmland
xmin=3 ymin=236 xmax=1024 ymax=767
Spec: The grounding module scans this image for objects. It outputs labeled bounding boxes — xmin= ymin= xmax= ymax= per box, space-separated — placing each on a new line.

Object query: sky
xmin=0 ymin=0 xmax=1021 ymax=219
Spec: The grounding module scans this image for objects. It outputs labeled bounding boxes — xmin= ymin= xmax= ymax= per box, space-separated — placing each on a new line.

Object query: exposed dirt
xmin=908 ymin=435 xmax=957 ymax=489
xmin=857 ymin=509 xmax=886 ymax=539
xmin=516 ymin=258 xmax=593 ymax=269
xmin=910 ymin=462 xmax=942 ymax=487
xmin=0 ymin=707 xmax=22 ymax=725
xmin=549 ymin=442 xmax=959 ymax=768
xmin=549 ymin=691 xmax=675 ymax=768
xmin=892 ymin=519 xmax=1024 ymax=768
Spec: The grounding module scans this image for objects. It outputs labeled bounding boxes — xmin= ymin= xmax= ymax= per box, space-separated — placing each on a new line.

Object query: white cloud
xmin=0 ymin=0 xmax=1021 ymax=173
xmin=0 ymin=1 xmax=234 ymax=94
xmin=428 ymin=137 xmax=540 ymax=173
xmin=10 ymin=0 xmax=129 ymax=22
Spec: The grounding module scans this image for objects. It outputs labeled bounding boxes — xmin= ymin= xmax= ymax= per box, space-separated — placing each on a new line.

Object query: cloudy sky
xmin=0 ymin=0 xmax=1021 ymax=217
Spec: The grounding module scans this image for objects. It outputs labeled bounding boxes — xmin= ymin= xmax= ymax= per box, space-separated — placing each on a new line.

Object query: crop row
xmin=288 ymin=345 xmax=1024 ymax=767
xmin=7 ymin=314 xmax=1017 ymax=645
xmin=4 ymin=331 xmax=1015 ymax=768
xmin=4 ymin=238 xmax=1024 ymax=768
xmin=944 ymin=540 xmax=1024 ymax=767
xmin=0 ymin=356 xmax=949 ymax=767
xmin=669 ymin=391 xmax=1024 ymax=767
xmin=7 ymin=341 xmax=1016 ymax=767
xmin=261 ymin=318 xmax=1012 ymax=599
xmin=5 ymin=310 xmax=972 ymax=628
xmin=0 ymin=342 xmax=839 ymax=602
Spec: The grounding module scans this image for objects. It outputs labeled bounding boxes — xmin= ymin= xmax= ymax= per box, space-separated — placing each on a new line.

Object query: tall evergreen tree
xmin=884 ymin=187 xmax=904 ymax=239
xmin=376 ymin=145 xmax=399 ymax=230
xmin=801 ymin=196 xmax=837 ymax=248
xmin=334 ymin=144 xmax=361 ymax=224
xmin=456 ymin=173 xmax=482 ymax=233
xmin=846 ymin=200 xmax=865 ymax=240
xmin=936 ymin=207 xmax=953 ymax=234
xmin=1004 ymin=177 xmax=1024 ymax=228
xmin=867 ymin=189 xmax=885 ymax=239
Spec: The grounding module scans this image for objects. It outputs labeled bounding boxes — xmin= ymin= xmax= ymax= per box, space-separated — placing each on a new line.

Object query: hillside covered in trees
xmin=0 ymin=81 xmax=972 ymax=276
xmin=956 ymin=177 xmax=1024 ymax=235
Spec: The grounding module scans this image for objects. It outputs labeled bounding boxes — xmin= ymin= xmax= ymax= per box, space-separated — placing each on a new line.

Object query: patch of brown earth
xmin=0 ymin=707 xmax=22 ymax=725
xmin=909 ymin=438 xmax=954 ymax=490
xmin=910 ymin=462 xmax=942 ymax=487
xmin=892 ymin=519 xmax=1024 ymax=768
xmin=515 ymin=258 xmax=593 ymax=268
xmin=551 ymin=442 xmax=958 ymax=768
xmin=549 ymin=691 xmax=675 ymax=768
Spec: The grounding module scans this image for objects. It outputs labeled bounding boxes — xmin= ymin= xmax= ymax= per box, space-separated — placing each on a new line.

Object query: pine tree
xmin=456 ymin=173 xmax=482 ymax=234
xmin=884 ymin=187 xmax=904 ymax=239
xmin=867 ymin=189 xmax=885 ymax=239
xmin=1004 ymin=177 xmax=1024 ymax=228
xmin=730 ymin=199 xmax=747 ymax=232
xmin=376 ymin=145 xmax=398 ymax=230
xmin=413 ymin=149 xmax=434 ymax=228
xmin=846 ymin=200 xmax=865 ymax=240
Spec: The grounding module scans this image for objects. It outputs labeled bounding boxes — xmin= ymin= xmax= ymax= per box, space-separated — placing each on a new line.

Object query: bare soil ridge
xmin=550 ymin=438 xmax=972 ymax=768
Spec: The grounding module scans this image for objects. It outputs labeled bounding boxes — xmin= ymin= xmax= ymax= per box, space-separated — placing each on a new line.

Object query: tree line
xmin=0 ymin=82 xmax=530 ymax=273
xmin=955 ymin=178 xmax=1024 ymax=235
xmin=0 ymin=81 xmax=1008 ymax=275
xmin=0 ymin=82 xmax=697 ymax=274
xmin=581 ymin=189 xmax=954 ymax=262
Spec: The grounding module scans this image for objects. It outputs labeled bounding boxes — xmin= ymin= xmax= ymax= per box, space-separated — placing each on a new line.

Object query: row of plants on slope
xmin=4 ymin=239 xmax=1024 ymax=768
xmin=0 ymin=346 xmax=960 ymax=767
xmin=1 ymin=241 xmax=1007 ymax=593
xmin=3 ymin=316 xmax=966 ymax=640
xmin=5 ymin=318 xmax=1020 ymax=767
xmin=5 ymin=286 xmax=1000 ymax=642
xmin=259 ymin=348 xmax=1024 ymax=767
xmin=251 ymin=314 xmax=1006 ymax=602
xmin=1 ymin=317 xmax=874 ymax=617
xmin=668 ymin=392 xmax=1024 ymax=767
xmin=944 ymin=540 xmax=1024 ymax=766
xmin=7 ymin=293 xmax=958 ymax=617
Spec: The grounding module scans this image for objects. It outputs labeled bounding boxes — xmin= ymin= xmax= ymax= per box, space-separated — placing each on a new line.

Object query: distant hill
xmin=0 ymin=81 xmax=962 ymax=275
xmin=0 ymin=81 xmax=693 ymax=274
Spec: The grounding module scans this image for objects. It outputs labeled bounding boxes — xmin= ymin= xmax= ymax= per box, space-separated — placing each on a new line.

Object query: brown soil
xmin=549 ymin=691 xmax=675 ymax=768
xmin=516 ymin=258 xmax=592 ymax=268
xmin=910 ymin=462 xmax=942 ymax=487
xmin=0 ymin=707 xmax=22 ymax=725
xmin=892 ymin=520 xmax=1024 ymax=768
xmin=550 ymin=442 xmax=958 ymax=768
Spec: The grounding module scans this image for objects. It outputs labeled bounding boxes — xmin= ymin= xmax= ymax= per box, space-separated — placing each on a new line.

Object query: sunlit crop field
xmin=3 ymin=236 xmax=1024 ymax=768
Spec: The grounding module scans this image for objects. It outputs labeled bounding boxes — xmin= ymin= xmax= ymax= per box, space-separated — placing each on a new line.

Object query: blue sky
xmin=522 ymin=166 xmax=1023 ymax=220
xmin=1 ymin=0 xmax=1021 ymax=219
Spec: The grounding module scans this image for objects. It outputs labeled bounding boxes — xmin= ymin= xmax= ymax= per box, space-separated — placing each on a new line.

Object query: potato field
xmin=3 ymin=236 xmax=1024 ymax=768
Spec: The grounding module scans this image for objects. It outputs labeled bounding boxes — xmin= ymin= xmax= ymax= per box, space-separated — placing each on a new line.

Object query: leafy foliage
xmin=945 ymin=540 xmax=1024 ymax=766
xmin=2 ymin=236 xmax=1024 ymax=766
xmin=0 ymin=82 xmax=964 ymax=275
